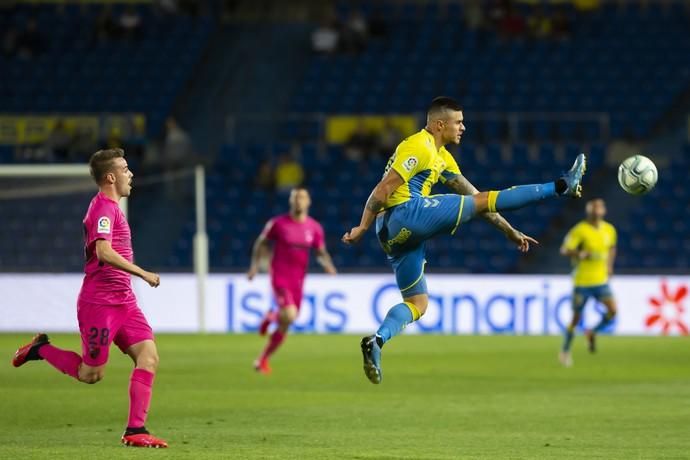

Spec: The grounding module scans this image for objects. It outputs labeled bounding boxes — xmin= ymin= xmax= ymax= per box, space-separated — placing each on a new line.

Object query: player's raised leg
xmin=12 ymin=331 xmax=114 ymax=383
xmin=12 ymin=333 xmax=51 ymax=367
xmin=472 ymin=154 xmax=587 ymax=219
xmin=13 ymin=303 xmax=115 ymax=384
xmin=12 ymin=333 xmax=74 ymax=373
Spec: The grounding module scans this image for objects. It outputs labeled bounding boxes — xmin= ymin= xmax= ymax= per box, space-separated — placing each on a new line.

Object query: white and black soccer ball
xmin=617 ymin=155 xmax=658 ymax=195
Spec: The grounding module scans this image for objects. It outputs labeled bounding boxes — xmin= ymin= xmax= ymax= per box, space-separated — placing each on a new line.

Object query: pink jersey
xmin=262 ymin=214 xmax=325 ymax=289
xmin=78 ymin=191 xmax=135 ymax=306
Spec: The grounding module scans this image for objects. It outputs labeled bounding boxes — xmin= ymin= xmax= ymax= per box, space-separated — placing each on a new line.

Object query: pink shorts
xmin=77 ymin=300 xmax=154 ymax=367
xmin=272 ymin=285 xmax=303 ymax=311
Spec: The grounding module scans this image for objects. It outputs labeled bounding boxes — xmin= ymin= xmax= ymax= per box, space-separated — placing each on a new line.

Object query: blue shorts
xmin=572 ymin=284 xmax=613 ymax=311
xmin=375 ymin=194 xmax=476 ymax=297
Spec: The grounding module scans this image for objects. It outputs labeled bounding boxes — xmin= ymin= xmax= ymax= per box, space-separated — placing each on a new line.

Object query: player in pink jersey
xmin=11 ymin=148 xmax=168 ymax=448
xmin=247 ymin=187 xmax=337 ymax=374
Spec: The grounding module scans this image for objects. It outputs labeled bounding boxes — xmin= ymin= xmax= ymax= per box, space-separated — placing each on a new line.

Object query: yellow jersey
xmin=383 ymin=129 xmax=461 ymax=209
xmin=562 ymin=220 xmax=617 ymax=287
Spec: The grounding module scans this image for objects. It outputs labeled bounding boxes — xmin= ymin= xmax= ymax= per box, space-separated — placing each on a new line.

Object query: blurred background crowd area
xmin=0 ymin=0 xmax=688 ymax=275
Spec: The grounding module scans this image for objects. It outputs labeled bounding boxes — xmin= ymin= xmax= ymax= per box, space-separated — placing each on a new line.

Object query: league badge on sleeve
xmin=97 ymin=216 xmax=111 ymax=234
xmin=402 ymin=157 xmax=418 ymax=172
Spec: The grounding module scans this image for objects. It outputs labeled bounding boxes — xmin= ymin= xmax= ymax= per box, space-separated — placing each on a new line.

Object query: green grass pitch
xmin=1 ymin=334 xmax=689 ymax=459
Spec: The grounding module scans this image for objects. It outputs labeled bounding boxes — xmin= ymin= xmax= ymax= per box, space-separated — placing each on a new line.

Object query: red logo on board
xmin=645 ymin=281 xmax=688 ymax=336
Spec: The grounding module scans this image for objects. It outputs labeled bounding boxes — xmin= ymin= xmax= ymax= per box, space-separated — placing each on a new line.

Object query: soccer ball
xmin=617 ymin=155 xmax=658 ymax=195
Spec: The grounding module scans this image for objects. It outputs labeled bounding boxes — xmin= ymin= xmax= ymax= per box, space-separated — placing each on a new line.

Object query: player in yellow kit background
xmin=559 ymin=198 xmax=617 ymax=367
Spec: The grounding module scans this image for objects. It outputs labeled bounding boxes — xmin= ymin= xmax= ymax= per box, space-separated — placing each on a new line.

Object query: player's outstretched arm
xmin=95 ymin=239 xmax=160 ymax=287
xmin=445 ymin=173 xmax=538 ymax=252
xmin=315 ymin=247 xmax=337 ymax=274
xmin=445 ymin=173 xmax=514 ymax=233
xmin=342 ymin=170 xmax=404 ymax=245
xmin=248 ymin=234 xmax=270 ymax=280
xmin=608 ymin=246 xmax=616 ymax=275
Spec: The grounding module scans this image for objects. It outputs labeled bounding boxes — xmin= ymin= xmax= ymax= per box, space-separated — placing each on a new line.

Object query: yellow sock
xmin=404 ymin=301 xmax=421 ymax=321
xmin=487 ymin=191 xmax=499 ymax=212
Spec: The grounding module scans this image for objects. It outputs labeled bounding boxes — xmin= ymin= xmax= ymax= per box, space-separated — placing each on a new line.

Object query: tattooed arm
xmin=342 ymin=170 xmax=405 ymax=245
xmin=444 ymin=173 xmax=515 ymax=235
xmin=445 ymin=173 xmax=539 ymax=252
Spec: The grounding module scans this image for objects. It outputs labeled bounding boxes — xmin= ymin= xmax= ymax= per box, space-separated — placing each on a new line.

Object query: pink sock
xmin=260 ymin=330 xmax=286 ymax=362
xmin=128 ymin=368 xmax=155 ymax=429
xmin=38 ymin=344 xmax=81 ymax=380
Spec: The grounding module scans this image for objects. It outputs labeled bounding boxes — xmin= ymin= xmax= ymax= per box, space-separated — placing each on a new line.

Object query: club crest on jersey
xmin=97 ymin=216 xmax=111 ymax=234
xmin=88 ymin=346 xmax=101 ymax=360
xmin=305 ymin=230 xmax=314 ymax=244
xmin=402 ymin=157 xmax=418 ymax=172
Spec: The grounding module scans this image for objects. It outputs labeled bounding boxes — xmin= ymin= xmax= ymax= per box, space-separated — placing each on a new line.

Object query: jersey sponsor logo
xmin=402 ymin=157 xmax=418 ymax=172
xmin=381 ymin=227 xmax=412 ymax=253
xmin=423 ymin=198 xmax=440 ymax=208
xmin=97 ymin=216 xmax=111 ymax=234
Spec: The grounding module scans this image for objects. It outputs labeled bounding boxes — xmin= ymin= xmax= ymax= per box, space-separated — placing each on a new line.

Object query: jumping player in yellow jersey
xmin=343 ymin=96 xmax=588 ymax=384
xmin=559 ymin=198 xmax=617 ymax=367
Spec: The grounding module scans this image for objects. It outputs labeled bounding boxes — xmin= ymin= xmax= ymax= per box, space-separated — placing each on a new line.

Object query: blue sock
xmin=593 ymin=311 xmax=615 ymax=333
xmin=562 ymin=326 xmax=575 ymax=352
xmin=376 ymin=303 xmax=417 ymax=346
xmin=489 ymin=183 xmax=557 ymax=213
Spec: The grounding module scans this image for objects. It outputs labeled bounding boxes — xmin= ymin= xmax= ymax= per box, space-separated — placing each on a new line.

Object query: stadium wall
xmin=1 ymin=274 xmax=688 ymax=336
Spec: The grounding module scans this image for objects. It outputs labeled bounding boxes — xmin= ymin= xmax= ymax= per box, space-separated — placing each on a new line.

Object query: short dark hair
xmin=427 ymin=96 xmax=463 ymax=119
xmin=89 ymin=148 xmax=124 ymax=185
